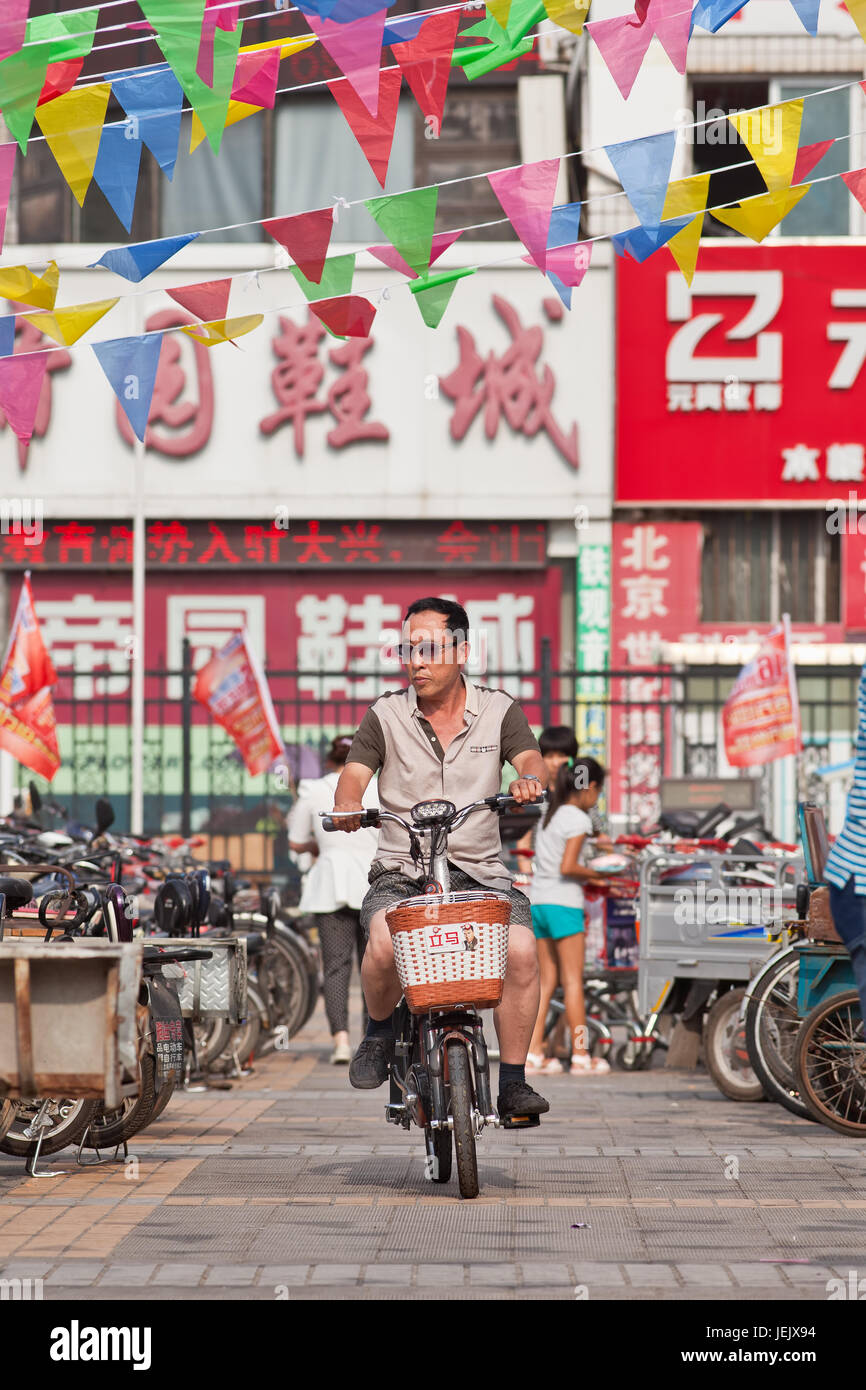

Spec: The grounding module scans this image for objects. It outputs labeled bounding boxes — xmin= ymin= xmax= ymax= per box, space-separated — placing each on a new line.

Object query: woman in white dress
xmin=288 ymin=736 xmax=379 ymax=1063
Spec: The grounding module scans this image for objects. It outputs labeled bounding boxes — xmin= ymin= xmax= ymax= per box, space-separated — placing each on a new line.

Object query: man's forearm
xmin=334 ymin=768 xmax=366 ymax=806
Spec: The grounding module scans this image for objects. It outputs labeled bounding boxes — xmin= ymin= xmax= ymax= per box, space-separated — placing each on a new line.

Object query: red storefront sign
xmin=617 ymin=244 xmax=866 ymax=505
xmin=24 ymin=568 xmax=561 ymax=725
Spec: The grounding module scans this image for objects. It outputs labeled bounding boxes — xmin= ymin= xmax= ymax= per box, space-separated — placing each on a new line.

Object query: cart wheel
xmin=704 ymin=988 xmax=765 ymax=1101
xmin=793 ymin=990 xmax=866 ymax=1136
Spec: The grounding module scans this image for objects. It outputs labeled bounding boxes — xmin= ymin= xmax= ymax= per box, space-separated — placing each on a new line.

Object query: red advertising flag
xmin=0 ymin=686 xmax=61 ymax=782
xmin=193 ymin=629 xmax=284 ymax=776
xmin=722 ymin=616 xmax=802 ymax=768
xmin=0 ymin=572 xmax=58 ymax=706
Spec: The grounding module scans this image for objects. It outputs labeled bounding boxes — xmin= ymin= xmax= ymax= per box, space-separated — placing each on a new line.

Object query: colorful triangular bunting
xmin=309 ymin=295 xmax=376 ymax=338
xmin=0 ymin=6 xmax=99 ymax=151
xmin=585 ymin=3 xmax=653 ymax=101
xmin=92 ymin=333 xmax=164 ymax=443
xmin=0 ymin=261 xmax=59 ymax=310
xmin=489 ymin=159 xmax=561 ymax=269
xmin=711 ymin=186 xmax=809 ymax=241
xmin=180 ymin=314 xmax=263 ymax=346
xmin=0 ymin=145 xmax=15 ymax=253
xmin=290 ymin=254 xmax=356 ymax=302
xmin=542 ymin=0 xmax=591 ymax=35
xmin=391 ymin=10 xmax=460 ymax=131
xmin=308 ymin=9 xmax=388 ymax=118
xmin=167 ymin=279 xmax=232 ymax=322
xmin=792 ymin=139 xmax=833 ymax=185
xmin=409 ymin=266 xmax=475 ymax=328
xmin=605 ymin=130 xmax=677 ymax=228
xmin=23 ymin=299 xmax=118 ymax=346
xmin=113 ymin=69 xmax=184 ymax=180
xmin=92 ymin=121 xmax=143 ymax=233
xmin=38 ymin=58 xmax=83 ymax=106
xmin=365 ymin=187 xmax=438 ymax=279
xmin=729 ymin=100 xmax=804 ymax=193
xmin=662 ymin=172 xmax=711 ymax=284
xmin=35 ymin=83 xmax=112 ymax=207
xmin=0 ymin=2 xmax=29 ymax=65
xmin=0 ymin=351 xmax=49 ymax=446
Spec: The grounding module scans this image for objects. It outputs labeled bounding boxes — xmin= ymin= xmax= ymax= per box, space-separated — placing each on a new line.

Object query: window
xmin=162 ymin=113 xmax=265 ymax=244
xmin=701 ymin=512 xmax=840 ymax=623
xmin=689 ymin=77 xmax=852 ymax=238
xmin=413 ymin=89 xmax=521 ymax=242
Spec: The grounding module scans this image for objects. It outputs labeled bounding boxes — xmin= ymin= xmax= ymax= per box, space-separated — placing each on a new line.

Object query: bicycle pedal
xmin=500 ymin=1113 xmax=541 ymax=1129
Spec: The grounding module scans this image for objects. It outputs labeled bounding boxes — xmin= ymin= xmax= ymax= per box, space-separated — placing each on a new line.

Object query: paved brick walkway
xmin=2 ymin=993 xmax=865 ymax=1300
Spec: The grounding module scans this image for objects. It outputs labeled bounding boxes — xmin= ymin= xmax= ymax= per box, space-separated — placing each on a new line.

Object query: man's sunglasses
xmin=397 ymin=640 xmax=456 ymax=663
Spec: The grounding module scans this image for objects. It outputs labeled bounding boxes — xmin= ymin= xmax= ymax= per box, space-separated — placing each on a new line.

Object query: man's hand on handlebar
xmin=507 ymin=776 xmax=545 ymax=806
xmin=331 ymin=801 xmax=364 ymax=831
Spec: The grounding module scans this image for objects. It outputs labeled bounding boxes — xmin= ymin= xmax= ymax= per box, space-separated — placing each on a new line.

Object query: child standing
xmin=526 ymin=756 xmax=610 ymax=1076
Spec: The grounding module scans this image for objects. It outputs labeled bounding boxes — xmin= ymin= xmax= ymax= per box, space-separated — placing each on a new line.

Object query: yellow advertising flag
xmin=0 ymin=260 xmax=60 ymax=309
xmin=180 ymin=314 xmax=264 ymax=346
xmin=729 ymin=100 xmax=804 ymax=194
xmin=35 ymin=83 xmax=112 ymax=206
xmin=662 ymin=172 xmax=711 ymax=284
xmin=542 ymin=0 xmax=592 ymax=34
xmin=711 ymin=185 xmax=809 ymax=242
xmin=23 ymin=298 xmax=118 ymax=346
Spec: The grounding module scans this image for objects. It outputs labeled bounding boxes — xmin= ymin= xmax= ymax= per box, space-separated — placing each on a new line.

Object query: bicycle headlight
xmin=411 ymin=799 xmax=456 ymax=824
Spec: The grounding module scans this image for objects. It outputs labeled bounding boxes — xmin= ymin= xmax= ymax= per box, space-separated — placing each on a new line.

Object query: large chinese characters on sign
xmin=617 ymin=245 xmax=866 ymax=504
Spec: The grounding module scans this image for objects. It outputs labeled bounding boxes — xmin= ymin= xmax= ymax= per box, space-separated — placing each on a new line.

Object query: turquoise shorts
xmin=531 ymin=904 xmax=585 ymax=941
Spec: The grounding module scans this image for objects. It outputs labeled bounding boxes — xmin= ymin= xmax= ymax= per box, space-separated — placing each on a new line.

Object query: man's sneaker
xmin=497 ymin=1079 xmax=550 ymax=1119
xmin=348 ymin=1035 xmax=394 ymax=1090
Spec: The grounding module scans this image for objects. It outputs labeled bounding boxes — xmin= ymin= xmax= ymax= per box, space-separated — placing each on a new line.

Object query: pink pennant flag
xmin=167 ymin=278 xmax=232 ymax=322
xmin=368 ymin=228 xmax=464 ymax=279
xmin=0 ymin=1 xmax=29 ymax=64
xmin=793 ymin=139 xmax=834 ymax=185
xmin=308 ymin=9 xmax=388 ymax=118
xmin=524 ymin=241 xmax=593 ymax=287
xmin=585 ymin=4 xmax=654 ymax=101
xmin=310 ymin=294 xmax=377 ymax=338
xmin=0 ymin=352 xmax=50 ymax=446
xmin=198 ymin=0 xmax=241 ymax=85
xmin=264 ymin=209 xmax=335 ymax=284
xmin=649 ymin=0 xmax=691 ymax=74
xmin=231 ymin=47 xmax=280 ymax=107
xmin=842 ymin=167 xmax=866 ymax=212
xmin=0 ymin=145 xmax=16 ymax=254
xmin=489 ymin=160 xmax=561 ymax=270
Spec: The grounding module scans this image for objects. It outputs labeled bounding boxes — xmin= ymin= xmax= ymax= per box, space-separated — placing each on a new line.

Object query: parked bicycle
xmin=323 ymin=792 xmax=545 ymax=1199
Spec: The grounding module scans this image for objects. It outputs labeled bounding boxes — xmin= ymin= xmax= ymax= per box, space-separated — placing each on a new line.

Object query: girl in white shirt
xmin=526 ymin=757 xmax=609 ymax=1076
xmin=288 ymin=736 xmax=378 ymax=1064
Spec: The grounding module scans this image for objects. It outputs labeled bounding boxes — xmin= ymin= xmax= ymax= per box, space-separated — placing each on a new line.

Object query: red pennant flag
xmin=263 ymin=208 xmax=334 ymax=284
xmin=166 ymin=278 xmax=232 ymax=322
xmin=792 ymin=139 xmax=833 ymax=185
xmin=328 ymin=67 xmax=401 ymax=189
xmin=0 ymin=686 xmax=61 ymax=781
xmin=194 ymin=629 xmax=283 ymax=777
xmin=842 ymin=167 xmax=866 ymax=211
xmin=391 ymin=10 xmax=460 ymax=133
xmin=0 ymin=352 xmax=50 ymax=446
xmin=38 ymin=59 xmax=85 ymax=106
xmin=0 ymin=574 xmax=58 ymax=707
xmin=310 ymin=294 xmax=377 ymax=338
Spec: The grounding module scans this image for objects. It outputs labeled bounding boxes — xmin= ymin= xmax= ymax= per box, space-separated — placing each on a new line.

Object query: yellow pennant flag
xmin=543 ymin=0 xmax=592 ymax=34
xmin=180 ymin=314 xmax=264 ymax=347
xmin=729 ymin=100 xmax=804 ymax=194
xmin=845 ymin=0 xmax=866 ymax=41
xmin=486 ymin=0 xmax=513 ymax=26
xmin=23 ymin=298 xmax=118 ymax=346
xmin=711 ymin=185 xmax=809 ymax=242
xmin=35 ymin=83 xmax=112 ymax=207
xmin=191 ymin=36 xmax=315 ymax=154
xmin=662 ymin=172 xmax=710 ymax=285
xmin=0 ymin=260 xmax=60 ymax=310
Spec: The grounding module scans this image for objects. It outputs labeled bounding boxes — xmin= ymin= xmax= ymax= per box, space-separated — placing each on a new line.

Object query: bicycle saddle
xmin=0 ymin=876 xmax=34 ymax=912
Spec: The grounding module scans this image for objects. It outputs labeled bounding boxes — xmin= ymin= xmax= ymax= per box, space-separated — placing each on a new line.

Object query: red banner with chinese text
xmin=0 ymin=685 xmax=61 ymax=781
xmin=194 ymin=630 xmax=284 ymax=776
xmin=0 ymin=573 xmax=57 ymax=706
xmin=722 ymin=619 xmax=802 ymax=768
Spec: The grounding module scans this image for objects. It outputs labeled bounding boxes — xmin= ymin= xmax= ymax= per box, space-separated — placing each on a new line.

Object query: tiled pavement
xmin=1 ymin=993 xmax=865 ymax=1300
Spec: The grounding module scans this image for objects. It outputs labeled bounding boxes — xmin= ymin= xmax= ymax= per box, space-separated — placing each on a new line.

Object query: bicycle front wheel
xmin=447 ymin=1040 xmax=478 ymax=1199
xmin=794 ymin=990 xmax=866 ymax=1136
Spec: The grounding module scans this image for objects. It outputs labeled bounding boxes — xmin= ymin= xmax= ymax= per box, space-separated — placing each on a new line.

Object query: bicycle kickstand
xmin=24 ymin=1105 xmax=67 ymax=1179
xmin=75 ymin=1126 xmax=128 ymax=1166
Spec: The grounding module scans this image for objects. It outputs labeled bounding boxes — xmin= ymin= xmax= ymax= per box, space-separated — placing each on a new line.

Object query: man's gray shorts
xmin=359 ymin=861 xmax=532 ymax=937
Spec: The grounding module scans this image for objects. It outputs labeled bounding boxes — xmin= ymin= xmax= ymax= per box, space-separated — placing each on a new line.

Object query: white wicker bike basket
xmin=175 ymin=937 xmax=248 ymax=1024
xmin=386 ymin=891 xmax=511 ymax=1014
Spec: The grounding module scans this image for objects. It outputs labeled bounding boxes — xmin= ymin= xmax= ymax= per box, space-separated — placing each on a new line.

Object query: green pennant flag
xmin=291 ymin=254 xmax=356 ymax=303
xmin=452 ymin=0 xmax=545 ymax=79
xmin=365 ymin=188 xmax=439 ymax=280
xmin=141 ymin=1 xmax=241 ymax=154
xmin=0 ymin=6 xmax=100 ymax=152
xmin=409 ymin=266 xmax=475 ymax=328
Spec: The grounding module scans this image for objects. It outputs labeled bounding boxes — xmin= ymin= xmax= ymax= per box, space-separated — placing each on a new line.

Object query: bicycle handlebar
xmin=321 ymin=790 xmax=546 ymax=835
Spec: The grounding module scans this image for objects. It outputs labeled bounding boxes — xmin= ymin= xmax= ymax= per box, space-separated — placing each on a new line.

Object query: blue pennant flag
xmin=92 ymin=233 xmax=200 ymax=283
xmin=383 ymin=14 xmax=428 ymax=42
xmin=112 ymin=69 xmax=183 ymax=181
xmin=788 ymin=0 xmax=820 ymax=33
xmin=92 ymin=333 xmax=163 ymax=443
xmin=605 ymin=130 xmax=678 ymax=230
xmin=93 ymin=122 xmax=143 ymax=234
xmin=295 ymin=0 xmax=387 ymax=19
xmin=691 ymin=0 xmax=749 ymax=33
xmin=0 ymin=315 xmax=15 ymax=358
xmin=545 ymin=202 xmax=583 ymax=309
xmin=611 ymin=218 xmax=692 ymax=263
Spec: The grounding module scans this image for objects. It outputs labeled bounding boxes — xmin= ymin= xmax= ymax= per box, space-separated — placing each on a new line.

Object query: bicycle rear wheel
xmin=745 ymin=953 xmax=811 ymax=1119
xmin=794 ymin=990 xmax=866 ymax=1136
xmin=447 ymin=1040 xmax=478 ymax=1199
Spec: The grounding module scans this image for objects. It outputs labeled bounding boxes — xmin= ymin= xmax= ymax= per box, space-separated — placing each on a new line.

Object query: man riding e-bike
xmin=331 ymin=595 xmax=551 ymax=1123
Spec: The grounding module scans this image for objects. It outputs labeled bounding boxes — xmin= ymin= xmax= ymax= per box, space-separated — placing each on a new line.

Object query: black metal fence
xmin=18 ymin=638 xmax=861 ymax=868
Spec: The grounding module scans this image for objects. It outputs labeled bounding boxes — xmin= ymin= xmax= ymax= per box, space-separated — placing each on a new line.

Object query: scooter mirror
xmin=95 ymin=797 xmax=116 ymax=834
